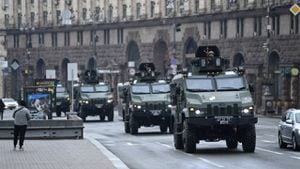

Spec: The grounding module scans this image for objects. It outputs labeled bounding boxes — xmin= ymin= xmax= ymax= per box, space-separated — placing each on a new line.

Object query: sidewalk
xmin=0 ymin=139 xmax=116 ymax=169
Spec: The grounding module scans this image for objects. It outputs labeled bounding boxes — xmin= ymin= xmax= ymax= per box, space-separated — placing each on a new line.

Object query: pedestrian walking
xmin=13 ymin=100 xmax=31 ymax=151
xmin=0 ymin=98 xmax=5 ymax=120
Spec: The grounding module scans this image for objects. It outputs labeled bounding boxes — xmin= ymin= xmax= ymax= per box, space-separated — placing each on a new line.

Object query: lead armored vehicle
xmin=74 ymin=70 xmax=114 ymax=122
xmin=171 ymin=46 xmax=257 ymax=153
xmin=124 ymin=63 xmax=172 ymax=134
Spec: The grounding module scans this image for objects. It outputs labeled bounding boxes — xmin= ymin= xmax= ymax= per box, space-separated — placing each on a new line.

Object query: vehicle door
xmin=284 ymin=111 xmax=294 ymax=143
xmin=281 ymin=111 xmax=290 ymax=142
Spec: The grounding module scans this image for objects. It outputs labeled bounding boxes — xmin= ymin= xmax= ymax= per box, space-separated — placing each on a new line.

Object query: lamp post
xmin=20 ymin=25 xmax=35 ymax=86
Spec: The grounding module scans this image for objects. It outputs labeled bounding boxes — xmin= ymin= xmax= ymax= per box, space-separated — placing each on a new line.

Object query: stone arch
xmin=36 ymin=58 xmax=45 ymax=79
xmin=153 ymin=39 xmax=169 ymax=78
xmin=268 ymin=51 xmax=280 ymax=99
xmin=184 ymin=37 xmax=197 ymax=70
xmin=126 ymin=40 xmax=140 ymax=64
xmin=87 ymin=57 xmax=97 ymax=70
xmin=232 ymin=53 xmax=245 ymax=67
xmin=61 ymin=58 xmax=70 ymax=87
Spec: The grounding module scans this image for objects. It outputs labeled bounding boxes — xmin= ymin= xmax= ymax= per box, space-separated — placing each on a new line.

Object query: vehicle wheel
xmin=100 ymin=114 xmax=105 ymax=121
xmin=160 ymin=124 xmax=168 ymax=133
xmin=56 ymin=107 xmax=61 ymax=117
xmin=108 ymin=109 xmax=114 ymax=122
xmin=292 ymin=135 xmax=300 ymax=151
xmin=124 ymin=121 xmax=130 ymax=133
xmin=182 ymin=120 xmax=196 ymax=153
xmin=226 ymin=138 xmax=238 ymax=149
xmin=129 ymin=115 xmax=138 ymax=135
xmin=174 ymin=119 xmax=183 ymax=149
xmin=278 ymin=132 xmax=287 ymax=148
xmin=242 ymin=126 xmax=256 ymax=153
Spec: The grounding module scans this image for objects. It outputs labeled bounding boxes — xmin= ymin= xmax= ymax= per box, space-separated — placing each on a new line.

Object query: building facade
xmin=1 ymin=0 xmax=300 ymax=113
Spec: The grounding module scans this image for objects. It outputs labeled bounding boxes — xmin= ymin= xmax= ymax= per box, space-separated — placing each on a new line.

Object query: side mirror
xmin=249 ymin=84 xmax=254 ymax=93
xmin=281 ymin=115 xmax=286 ymax=122
xmin=286 ymin=119 xmax=294 ymax=124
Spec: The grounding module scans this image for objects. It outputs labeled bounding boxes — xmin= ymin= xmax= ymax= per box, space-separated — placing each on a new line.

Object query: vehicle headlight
xmin=189 ymin=107 xmax=195 ymax=112
xmin=298 ymin=129 xmax=300 ymax=135
xmin=242 ymin=96 xmax=253 ymax=104
xmin=67 ymin=97 xmax=70 ymax=101
xmin=107 ymin=98 xmax=113 ymax=103
xmin=133 ymin=104 xmax=142 ymax=109
xmin=195 ymin=110 xmax=202 ymax=115
xmin=242 ymin=106 xmax=254 ymax=115
xmin=137 ymin=105 xmax=142 ymax=109
xmin=168 ymin=104 xmax=172 ymax=108
xmin=84 ymin=100 xmax=89 ymax=104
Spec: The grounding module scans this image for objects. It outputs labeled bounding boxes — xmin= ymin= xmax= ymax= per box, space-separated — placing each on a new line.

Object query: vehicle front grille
xmin=90 ymin=99 xmax=106 ymax=104
xmin=145 ymin=102 xmax=166 ymax=110
xmin=206 ymin=104 xmax=240 ymax=116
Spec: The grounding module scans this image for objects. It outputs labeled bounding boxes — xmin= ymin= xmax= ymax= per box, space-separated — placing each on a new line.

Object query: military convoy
xmin=170 ymin=46 xmax=257 ymax=153
xmin=122 ymin=63 xmax=172 ymax=134
xmin=74 ymin=70 xmax=114 ymax=122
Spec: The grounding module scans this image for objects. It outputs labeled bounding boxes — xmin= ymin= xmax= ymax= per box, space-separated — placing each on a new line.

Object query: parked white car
xmin=2 ymin=98 xmax=18 ymax=110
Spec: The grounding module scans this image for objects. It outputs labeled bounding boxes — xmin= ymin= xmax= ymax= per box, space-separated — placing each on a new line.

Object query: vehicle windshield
xmin=296 ymin=113 xmax=300 ymax=123
xmin=152 ymin=84 xmax=170 ymax=93
xmin=3 ymin=98 xmax=15 ymax=102
xmin=56 ymin=87 xmax=66 ymax=93
xmin=132 ymin=85 xmax=150 ymax=94
xmin=215 ymin=77 xmax=246 ymax=91
xmin=80 ymin=86 xmax=94 ymax=93
xmin=186 ymin=79 xmax=214 ymax=91
xmin=95 ymin=85 xmax=109 ymax=92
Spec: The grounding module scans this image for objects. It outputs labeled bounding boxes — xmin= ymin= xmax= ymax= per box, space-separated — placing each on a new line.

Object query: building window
xmin=194 ymin=0 xmax=199 ymax=13
xmin=4 ymin=14 xmax=9 ymax=27
xmin=104 ymin=29 xmax=110 ymax=45
xmin=290 ymin=14 xmax=299 ymax=34
xmin=30 ymin=12 xmax=35 ymax=26
xmin=165 ymin=0 xmax=173 ymax=16
xmin=272 ymin=15 xmax=280 ymax=35
xmin=77 ymin=31 xmax=83 ymax=46
xmin=64 ymin=32 xmax=70 ymax=46
xmin=227 ymin=0 xmax=237 ymax=9
xmin=123 ymin=5 xmax=127 ymax=19
xmin=38 ymin=33 xmax=44 ymax=45
xmin=31 ymin=0 xmax=34 ymax=4
xmin=82 ymin=8 xmax=87 ymax=20
xmin=14 ymin=35 xmax=20 ymax=48
xmin=108 ymin=5 xmax=113 ymax=22
xmin=52 ymin=32 xmax=58 ymax=47
xmin=43 ymin=11 xmax=48 ymax=25
xmin=136 ymin=3 xmax=141 ymax=18
xmin=17 ymin=13 xmax=22 ymax=28
xmin=26 ymin=33 xmax=32 ymax=48
xmin=220 ymin=20 xmax=227 ymax=38
xmin=56 ymin=10 xmax=61 ymax=24
xmin=254 ymin=16 xmax=262 ymax=36
xmin=117 ymin=28 xmax=124 ymax=44
xmin=236 ymin=18 xmax=244 ymax=37
xmin=150 ymin=1 xmax=155 ymax=17
xmin=211 ymin=0 xmax=216 ymax=10
xmin=244 ymin=0 xmax=248 ymax=8
xmin=17 ymin=0 xmax=21 ymax=6
xmin=95 ymin=7 xmax=100 ymax=21
xmin=204 ymin=22 xmax=211 ymax=39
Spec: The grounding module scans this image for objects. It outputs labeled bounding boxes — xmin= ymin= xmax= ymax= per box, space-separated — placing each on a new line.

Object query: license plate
xmin=95 ymin=104 xmax=103 ymax=108
xmin=215 ymin=116 xmax=233 ymax=124
xmin=151 ymin=110 xmax=160 ymax=116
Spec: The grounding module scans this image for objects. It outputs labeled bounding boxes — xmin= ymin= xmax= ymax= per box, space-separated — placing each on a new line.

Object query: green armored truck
xmin=74 ymin=70 xmax=114 ymax=122
xmin=124 ymin=63 xmax=172 ymax=134
xmin=171 ymin=46 xmax=257 ymax=153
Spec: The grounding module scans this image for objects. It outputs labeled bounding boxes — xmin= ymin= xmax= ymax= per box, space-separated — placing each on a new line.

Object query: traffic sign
xmin=129 ymin=68 xmax=135 ymax=76
xmin=11 ymin=61 xmax=20 ymax=70
xmin=0 ymin=60 xmax=8 ymax=68
xmin=290 ymin=3 xmax=300 ymax=16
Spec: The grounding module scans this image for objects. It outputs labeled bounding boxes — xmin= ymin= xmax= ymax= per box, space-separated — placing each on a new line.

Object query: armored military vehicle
xmin=74 ymin=70 xmax=114 ymax=122
xmin=55 ymin=84 xmax=70 ymax=117
xmin=171 ymin=46 xmax=257 ymax=153
xmin=123 ymin=63 xmax=172 ymax=134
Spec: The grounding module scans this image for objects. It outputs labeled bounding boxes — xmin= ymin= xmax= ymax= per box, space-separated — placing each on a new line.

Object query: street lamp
xmin=20 ymin=25 xmax=35 ymax=86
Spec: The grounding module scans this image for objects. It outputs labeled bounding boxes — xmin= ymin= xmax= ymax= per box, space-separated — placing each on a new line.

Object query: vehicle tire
xmin=124 ymin=121 xmax=130 ymax=133
xmin=242 ymin=126 xmax=256 ymax=153
xmin=56 ymin=107 xmax=62 ymax=117
xmin=292 ymin=135 xmax=300 ymax=151
xmin=182 ymin=120 xmax=196 ymax=153
xmin=108 ymin=108 xmax=114 ymax=122
xmin=226 ymin=138 xmax=238 ymax=149
xmin=278 ymin=132 xmax=287 ymax=148
xmin=173 ymin=119 xmax=183 ymax=149
xmin=129 ymin=115 xmax=138 ymax=135
xmin=100 ymin=114 xmax=106 ymax=121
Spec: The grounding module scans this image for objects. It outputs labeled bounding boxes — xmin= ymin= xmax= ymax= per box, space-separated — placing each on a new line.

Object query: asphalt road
xmin=84 ymin=112 xmax=300 ymax=169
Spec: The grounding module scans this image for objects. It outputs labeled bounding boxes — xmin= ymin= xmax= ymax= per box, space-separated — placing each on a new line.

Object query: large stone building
xmin=1 ymin=0 xmax=300 ymax=113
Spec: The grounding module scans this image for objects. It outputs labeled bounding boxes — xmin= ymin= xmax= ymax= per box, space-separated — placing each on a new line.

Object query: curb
xmin=85 ymin=134 xmax=129 ymax=169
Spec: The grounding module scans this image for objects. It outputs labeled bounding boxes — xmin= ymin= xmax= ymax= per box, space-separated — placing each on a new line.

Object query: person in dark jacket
xmin=13 ymin=100 xmax=31 ymax=151
xmin=0 ymin=99 xmax=5 ymax=120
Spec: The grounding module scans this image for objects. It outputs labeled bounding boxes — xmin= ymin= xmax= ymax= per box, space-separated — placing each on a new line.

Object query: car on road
xmin=2 ymin=98 xmax=18 ymax=110
xmin=278 ymin=108 xmax=300 ymax=151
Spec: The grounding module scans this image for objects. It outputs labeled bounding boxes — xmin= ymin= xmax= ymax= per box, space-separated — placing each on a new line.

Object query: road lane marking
xmin=290 ymin=156 xmax=300 ymax=160
xmin=198 ymin=157 xmax=224 ymax=168
xmin=262 ymin=140 xmax=276 ymax=143
xmin=256 ymin=147 xmax=283 ymax=155
xmin=126 ymin=142 xmax=135 ymax=146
